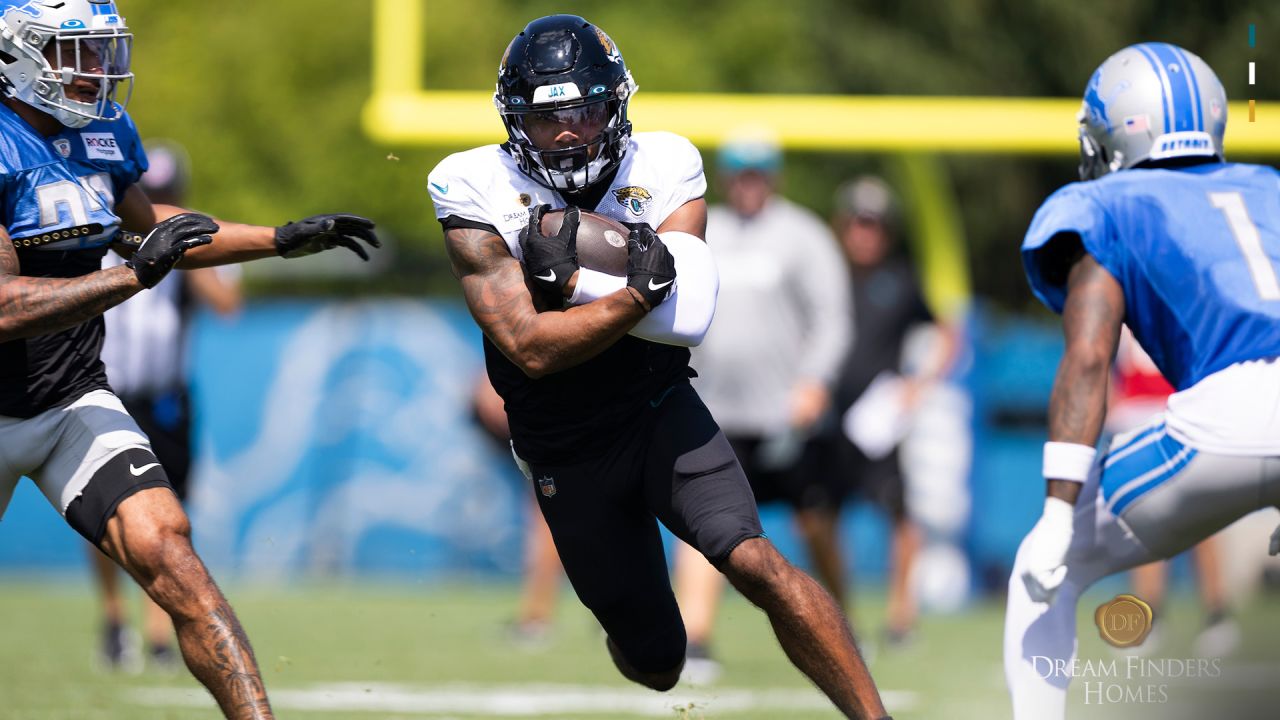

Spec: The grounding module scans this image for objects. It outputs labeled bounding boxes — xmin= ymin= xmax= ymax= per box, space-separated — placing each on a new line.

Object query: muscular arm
xmin=1045 ymin=244 xmax=1125 ymax=504
xmin=115 ymin=185 xmax=277 ymax=267
xmin=655 ymin=197 xmax=707 ymax=238
xmin=0 ymin=225 xmax=142 ymax=343
xmin=565 ymin=198 xmax=715 ymax=347
xmin=447 ymin=226 xmax=647 ymax=378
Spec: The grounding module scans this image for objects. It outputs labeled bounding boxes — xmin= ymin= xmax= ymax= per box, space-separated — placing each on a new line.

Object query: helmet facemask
xmin=0 ymin=7 xmax=133 ymax=128
xmin=502 ymin=92 xmax=632 ymax=192
xmin=1077 ymin=105 xmax=1121 ymax=181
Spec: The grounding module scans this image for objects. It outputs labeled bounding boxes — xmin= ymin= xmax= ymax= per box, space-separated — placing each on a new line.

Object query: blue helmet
xmin=1077 ymin=43 xmax=1226 ymax=180
xmin=0 ymin=0 xmax=133 ymax=127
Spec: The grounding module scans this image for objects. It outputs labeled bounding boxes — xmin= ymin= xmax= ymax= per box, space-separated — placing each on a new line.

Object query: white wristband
xmin=568 ymin=267 xmax=624 ymax=305
xmin=1042 ymin=441 xmax=1096 ymax=483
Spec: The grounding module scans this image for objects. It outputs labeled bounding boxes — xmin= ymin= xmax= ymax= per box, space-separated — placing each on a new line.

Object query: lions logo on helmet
xmin=1077 ymin=43 xmax=1226 ymax=180
xmin=0 ymin=0 xmax=134 ymax=128
xmin=494 ymin=14 xmax=639 ymax=192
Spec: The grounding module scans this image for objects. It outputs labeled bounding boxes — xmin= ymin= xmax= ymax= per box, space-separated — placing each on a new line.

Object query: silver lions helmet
xmin=0 ymin=0 xmax=133 ymax=128
xmin=1078 ymin=43 xmax=1226 ymax=180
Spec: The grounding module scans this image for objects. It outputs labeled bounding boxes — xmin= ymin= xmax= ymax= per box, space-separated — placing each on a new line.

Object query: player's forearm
xmin=178 ymin=221 xmax=275 ymax=267
xmin=506 ymin=288 xmax=647 ymax=377
xmin=1044 ymin=353 xmax=1108 ymax=505
xmin=1044 ymin=254 xmax=1124 ymax=503
xmin=569 ymin=231 xmax=717 ymax=347
xmin=152 ymin=204 xmax=276 ymax=267
xmin=0 ymin=265 xmax=142 ymax=342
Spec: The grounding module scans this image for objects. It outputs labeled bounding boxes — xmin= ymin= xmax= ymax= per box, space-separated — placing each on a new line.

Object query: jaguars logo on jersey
xmin=614 ymin=186 xmax=652 ymax=217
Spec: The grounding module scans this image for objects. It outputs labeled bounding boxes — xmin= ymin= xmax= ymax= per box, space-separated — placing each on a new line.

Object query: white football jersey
xmin=427 ymin=131 xmax=706 ymax=260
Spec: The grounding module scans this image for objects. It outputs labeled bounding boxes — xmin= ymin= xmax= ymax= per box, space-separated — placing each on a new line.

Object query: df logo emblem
xmin=1094 ymin=594 xmax=1154 ymax=648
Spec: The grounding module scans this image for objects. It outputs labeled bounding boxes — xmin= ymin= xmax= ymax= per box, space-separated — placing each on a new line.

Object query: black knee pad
xmin=599 ymin=596 xmax=687 ymax=675
xmin=66 ymin=447 xmax=173 ymax=546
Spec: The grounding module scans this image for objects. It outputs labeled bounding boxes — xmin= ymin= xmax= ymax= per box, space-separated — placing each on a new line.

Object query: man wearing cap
xmin=90 ymin=140 xmax=243 ymax=672
xmin=676 ymin=130 xmax=852 ymax=682
xmin=830 ymin=176 xmax=957 ymax=647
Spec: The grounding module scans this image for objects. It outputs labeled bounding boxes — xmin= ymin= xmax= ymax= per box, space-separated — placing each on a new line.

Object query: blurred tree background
xmin=122 ymin=0 xmax=1277 ymax=305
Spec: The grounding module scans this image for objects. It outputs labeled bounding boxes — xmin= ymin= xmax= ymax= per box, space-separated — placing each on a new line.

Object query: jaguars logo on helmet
xmin=0 ymin=0 xmax=133 ymax=128
xmin=494 ymin=14 xmax=639 ymax=192
xmin=1076 ymin=43 xmax=1226 ymax=180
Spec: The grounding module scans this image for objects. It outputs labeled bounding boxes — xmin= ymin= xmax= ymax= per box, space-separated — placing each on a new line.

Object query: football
xmin=540 ymin=208 xmax=630 ymax=277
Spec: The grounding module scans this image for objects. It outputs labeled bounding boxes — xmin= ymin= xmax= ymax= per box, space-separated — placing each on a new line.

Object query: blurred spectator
xmin=677 ymin=129 xmax=853 ymax=683
xmin=91 ymin=141 xmax=242 ymax=672
xmin=471 ymin=372 xmax=564 ymax=648
xmin=830 ymin=175 xmax=958 ymax=647
xmin=1110 ymin=327 xmax=1239 ymax=657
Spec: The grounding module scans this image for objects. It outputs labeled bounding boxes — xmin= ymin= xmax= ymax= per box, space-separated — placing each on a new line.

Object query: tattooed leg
xmin=100 ymin=488 xmax=273 ymax=719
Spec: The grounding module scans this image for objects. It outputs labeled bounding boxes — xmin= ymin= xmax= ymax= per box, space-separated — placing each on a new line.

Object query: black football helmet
xmin=495 ymin=15 xmax=637 ymax=192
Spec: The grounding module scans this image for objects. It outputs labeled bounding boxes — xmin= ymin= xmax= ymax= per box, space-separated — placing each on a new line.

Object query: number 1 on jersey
xmin=1210 ymin=191 xmax=1280 ymax=301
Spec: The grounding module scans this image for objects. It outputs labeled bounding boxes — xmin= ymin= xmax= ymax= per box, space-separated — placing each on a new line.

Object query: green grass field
xmin=1 ymin=579 xmax=1277 ymax=719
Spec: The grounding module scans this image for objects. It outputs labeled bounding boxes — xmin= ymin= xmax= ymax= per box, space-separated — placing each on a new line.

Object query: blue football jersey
xmin=0 ymin=102 xmax=148 ymax=416
xmin=0 ymin=101 xmax=147 ymax=254
xmin=1023 ymin=162 xmax=1280 ymax=391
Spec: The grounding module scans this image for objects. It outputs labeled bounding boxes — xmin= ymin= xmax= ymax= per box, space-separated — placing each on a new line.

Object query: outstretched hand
xmin=275 ymin=214 xmax=379 ymax=261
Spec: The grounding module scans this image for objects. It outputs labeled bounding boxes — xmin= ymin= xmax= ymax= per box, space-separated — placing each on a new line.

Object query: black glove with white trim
xmin=275 ymin=214 xmax=379 ymax=260
xmin=623 ymin=222 xmax=676 ymax=310
xmin=518 ymin=204 xmax=580 ymax=296
xmin=126 ymin=212 xmax=219 ymax=288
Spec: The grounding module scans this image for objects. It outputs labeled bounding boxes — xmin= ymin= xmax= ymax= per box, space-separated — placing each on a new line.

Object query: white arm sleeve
xmin=567 ymin=231 xmax=718 ymax=347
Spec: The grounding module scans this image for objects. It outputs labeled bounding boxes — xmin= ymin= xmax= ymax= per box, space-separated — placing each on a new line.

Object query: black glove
xmin=518 ymin=204 xmax=580 ymax=296
xmin=623 ymin=222 xmax=676 ymax=310
xmin=125 ymin=213 xmax=219 ymax=288
xmin=275 ymin=214 xmax=379 ymax=261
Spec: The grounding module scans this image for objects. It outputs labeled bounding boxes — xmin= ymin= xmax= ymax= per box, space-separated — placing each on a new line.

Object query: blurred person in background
xmin=90 ymin=141 xmax=243 ymax=672
xmin=1109 ymin=327 xmax=1239 ymax=657
xmin=472 ymin=373 xmax=564 ymax=647
xmin=677 ymin=130 xmax=852 ymax=683
xmin=429 ymin=15 xmax=888 ymax=718
xmin=830 ymin=176 xmax=958 ymax=647
xmin=1006 ymin=43 xmax=1280 ymax=719
xmin=0 ymin=2 xmax=377 ymax=716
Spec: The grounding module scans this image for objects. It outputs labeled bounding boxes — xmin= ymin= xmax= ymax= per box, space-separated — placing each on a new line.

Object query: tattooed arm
xmin=1045 ymin=242 xmax=1125 ymax=504
xmin=0 ymin=225 xmax=142 ymax=343
xmin=447 ymin=226 xmax=647 ymax=378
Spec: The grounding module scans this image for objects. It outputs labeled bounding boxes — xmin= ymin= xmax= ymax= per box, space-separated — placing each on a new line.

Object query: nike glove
xmin=275 ymin=214 xmax=379 ymax=260
xmin=518 ymin=205 xmax=579 ymax=296
xmin=125 ymin=213 xmax=219 ymax=288
xmin=624 ymin=222 xmax=676 ymax=310
xmin=1020 ymin=496 xmax=1076 ymax=604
